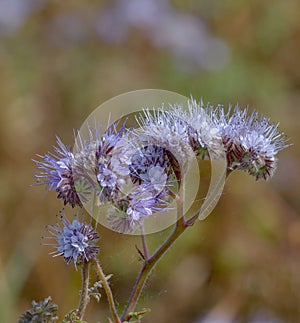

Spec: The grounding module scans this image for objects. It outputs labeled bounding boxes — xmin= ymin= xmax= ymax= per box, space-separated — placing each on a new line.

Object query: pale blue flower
xmin=126 ymin=184 xmax=168 ymax=221
xmin=44 ymin=214 xmax=99 ymax=265
xmin=212 ymin=105 xmax=289 ymax=180
xmin=97 ymin=164 xmax=118 ymax=188
xmin=95 ymin=123 xmax=132 ymax=203
xmin=171 ymin=99 xmax=223 ymax=159
xmin=33 ymin=137 xmax=83 ymax=207
xmin=130 ymin=144 xmax=168 ymax=190
xmin=135 ymin=108 xmax=193 ymax=174
xmin=107 ymin=184 xmax=170 ymax=233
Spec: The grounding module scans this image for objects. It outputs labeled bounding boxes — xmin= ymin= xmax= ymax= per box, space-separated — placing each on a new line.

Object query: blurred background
xmin=0 ymin=0 xmax=299 ymax=322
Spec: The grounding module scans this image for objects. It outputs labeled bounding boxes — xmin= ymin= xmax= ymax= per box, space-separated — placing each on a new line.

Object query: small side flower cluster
xmin=34 ymin=98 xmax=289 ymax=236
xmin=18 ymin=297 xmax=58 ymax=323
xmin=43 ymin=213 xmax=99 ymax=265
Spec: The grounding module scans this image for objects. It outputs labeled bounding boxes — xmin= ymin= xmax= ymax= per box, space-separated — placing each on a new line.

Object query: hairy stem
xmin=121 ymin=185 xmax=186 ymax=321
xmin=92 ymin=258 xmax=121 ymax=323
xmin=140 ymin=226 xmax=149 ymax=261
xmin=77 ymin=261 xmax=90 ymax=320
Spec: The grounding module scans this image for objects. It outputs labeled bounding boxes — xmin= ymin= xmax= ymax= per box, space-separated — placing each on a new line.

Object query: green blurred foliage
xmin=0 ymin=1 xmax=299 ymax=322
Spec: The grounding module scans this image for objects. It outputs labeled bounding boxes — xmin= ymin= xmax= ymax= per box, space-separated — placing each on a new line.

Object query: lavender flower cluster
xmin=42 ymin=213 xmax=100 ymax=266
xmin=28 ymin=97 xmax=289 ymax=323
xmin=34 ymin=99 xmax=288 ymax=262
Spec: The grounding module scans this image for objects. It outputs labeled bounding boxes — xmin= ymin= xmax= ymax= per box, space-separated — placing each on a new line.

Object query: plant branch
xmin=140 ymin=226 xmax=149 ymax=261
xmin=92 ymin=258 xmax=121 ymax=323
xmin=77 ymin=260 xmax=90 ymax=320
xmin=121 ymin=185 xmax=187 ymax=321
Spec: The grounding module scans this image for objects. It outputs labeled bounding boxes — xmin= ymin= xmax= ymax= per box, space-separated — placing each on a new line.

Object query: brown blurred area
xmin=0 ymin=1 xmax=299 ymax=322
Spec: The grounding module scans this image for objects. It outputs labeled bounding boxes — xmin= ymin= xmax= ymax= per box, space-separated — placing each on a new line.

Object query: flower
xmin=171 ymin=99 xmax=224 ymax=159
xmin=107 ymin=207 xmax=139 ymax=234
xmin=135 ymin=107 xmax=193 ymax=176
xmin=18 ymin=297 xmax=58 ymax=323
xmin=213 ymin=105 xmax=289 ymax=180
xmin=95 ymin=122 xmax=132 ymax=204
xmin=97 ymin=164 xmax=118 ymax=188
xmin=33 ymin=137 xmax=83 ymax=208
xmin=43 ymin=214 xmax=99 ymax=265
xmin=107 ymin=184 xmax=170 ymax=234
xmin=126 ymin=184 xmax=169 ymax=221
xmin=129 ymin=144 xmax=168 ymax=191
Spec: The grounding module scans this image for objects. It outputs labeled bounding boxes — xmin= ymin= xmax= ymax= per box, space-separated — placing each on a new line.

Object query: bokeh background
xmin=0 ymin=1 xmax=299 ymax=322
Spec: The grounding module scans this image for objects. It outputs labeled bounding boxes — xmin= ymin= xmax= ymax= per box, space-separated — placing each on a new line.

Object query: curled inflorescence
xmin=34 ymin=98 xmax=289 ymax=233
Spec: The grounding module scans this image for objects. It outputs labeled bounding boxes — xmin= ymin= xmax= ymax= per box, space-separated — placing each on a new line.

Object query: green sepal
xmin=124 ymin=308 xmax=151 ymax=322
xmin=62 ymin=310 xmax=87 ymax=323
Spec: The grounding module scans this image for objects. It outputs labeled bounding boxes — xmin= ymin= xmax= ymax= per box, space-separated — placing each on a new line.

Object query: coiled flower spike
xmin=33 ymin=137 xmax=83 ymax=208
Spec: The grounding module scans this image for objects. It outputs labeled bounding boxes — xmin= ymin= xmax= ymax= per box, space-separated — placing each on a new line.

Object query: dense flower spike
xmin=33 ymin=137 xmax=83 ymax=207
xmin=212 ymin=105 xmax=289 ymax=180
xmin=171 ymin=99 xmax=223 ymax=159
xmin=30 ymin=95 xmax=290 ymax=323
xmin=129 ymin=144 xmax=169 ymax=189
xmin=34 ymin=98 xmax=289 ymax=234
xmin=95 ymin=123 xmax=132 ymax=204
xmin=126 ymin=184 xmax=170 ymax=220
xmin=107 ymin=184 xmax=170 ymax=234
xmin=43 ymin=214 xmax=99 ymax=265
xmin=107 ymin=190 xmax=170 ymax=233
xmin=135 ymin=108 xmax=193 ymax=174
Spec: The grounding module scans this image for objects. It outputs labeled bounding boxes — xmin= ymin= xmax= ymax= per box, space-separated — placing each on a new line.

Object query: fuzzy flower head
xmin=33 ymin=137 xmax=83 ymax=208
xmin=135 ymin=108 xmax=194 ymax=175
xmin=126 ymin=184 xmax=170 ymax=221
xmin=213 ymin=105 xmax=289 ymax=180
xmin=107 ymin=184 xmax=170 ymax=234
xmin=43 ymin=213 xmax=99 ymax=265
xmin=171 ymin=99 xmax=224 ymax=159
xmin=129 ymin=144 xmax=169 ymax=191
xmin=95 ymin=123 xmax=132 ymax=204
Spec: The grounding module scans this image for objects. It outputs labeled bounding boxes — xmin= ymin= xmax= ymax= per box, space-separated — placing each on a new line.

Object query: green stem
xmin=121 ymin=185 xmax=186 ymax=321
xmin=140 ymin=226 xmax=149 ymax=261
xmin=121 ymin=165 xmax=230 ymax=321
xmin=92 ymin=258 xmax=121 ymax=323
xmin=121 ymin=220 xmax=187 ymax=321
xmin=77 ymin=261 xmax=90 ymax=320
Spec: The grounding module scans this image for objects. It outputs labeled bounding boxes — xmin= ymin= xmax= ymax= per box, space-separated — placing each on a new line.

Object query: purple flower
xmin=126 ymin=185 xmax=167 ymax=220
xmin=43 ymin=214 xmax=99 ymax=265
xmin=107 ymin=184 xmax=170 ymax=233
xmin=33 ymin=137 xmax=83 ymax=208
xmin=135 ymin=108 xmax=193 ymax=175
xmin=213 ymin=105 xmax=289 ymax=180
xmin=130 ymin=144 xmax=168 ymax=190
xmin=97 ymin=164 xmax=118 ymax=188
xmin=171 ymin=99 xmax=224 ymax=159
xmin=95 ymin=123 xmax=132 ymax=203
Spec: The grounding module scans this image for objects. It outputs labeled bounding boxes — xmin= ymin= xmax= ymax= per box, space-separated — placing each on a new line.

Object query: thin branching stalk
xmin=77 ymin=260 xmax=90 ymax=320
xmin=92 ymin=258 xmax=121 ymax=323
xmin=121 ymin=185 xmax=187 ymax=321
xmin=140 ymin=226 xmax=149 ymax=261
